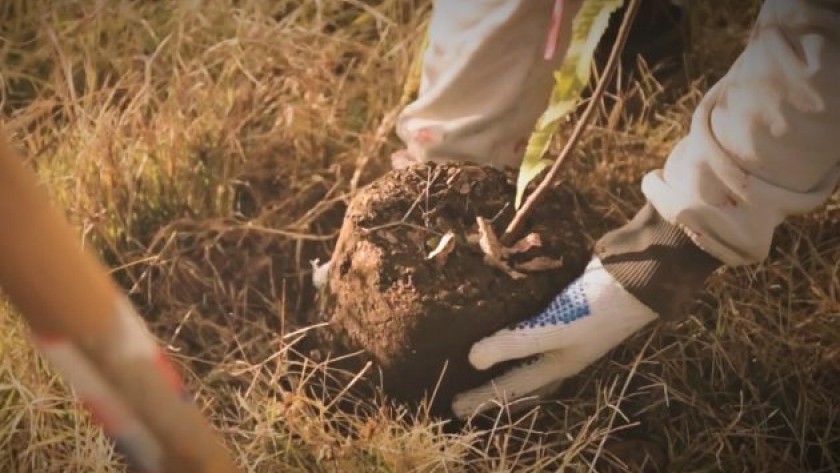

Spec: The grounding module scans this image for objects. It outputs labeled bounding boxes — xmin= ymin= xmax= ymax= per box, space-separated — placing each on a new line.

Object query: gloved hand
xmin=451 ymin=202 xmax=724 ymax=419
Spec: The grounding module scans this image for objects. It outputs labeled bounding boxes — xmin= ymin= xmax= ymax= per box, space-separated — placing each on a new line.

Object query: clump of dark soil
xmin=307 ymin=161 xmax=596 ymax=417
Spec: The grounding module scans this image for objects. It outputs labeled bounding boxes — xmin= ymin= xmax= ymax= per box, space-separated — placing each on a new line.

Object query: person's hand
xmin=451 ymin=202 xmax=724 ymax=419
xmin=451 ymin=256 xmax=658 ymax=418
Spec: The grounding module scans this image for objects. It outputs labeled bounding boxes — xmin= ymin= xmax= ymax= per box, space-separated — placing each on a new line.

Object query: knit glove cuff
xmin=594 ymin=201 xmax=723 ymax=320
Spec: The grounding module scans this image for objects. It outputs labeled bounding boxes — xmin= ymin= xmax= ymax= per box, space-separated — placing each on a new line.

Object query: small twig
xmin=501 ymin=0 xmax=641 ymax=246
xmin=358 ymin=221 xmax=440 ymax=236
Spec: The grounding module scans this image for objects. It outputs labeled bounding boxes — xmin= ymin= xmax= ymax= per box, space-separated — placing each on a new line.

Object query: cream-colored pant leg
xmin=396 ymin=0 xmax=582 ymax=169
xmin=643 ymin=0 xmax=840 ymax=266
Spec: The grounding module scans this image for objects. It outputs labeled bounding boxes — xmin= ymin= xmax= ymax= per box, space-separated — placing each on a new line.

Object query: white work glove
xmin=452 ymin=202 xmax=724 ymax=419
xmin=451 ymin=256 xmax=656 ymax=418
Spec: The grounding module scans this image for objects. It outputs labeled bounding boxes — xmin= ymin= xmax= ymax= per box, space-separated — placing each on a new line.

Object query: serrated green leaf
xmin=515 ymin=0 xmax=625 ymax=208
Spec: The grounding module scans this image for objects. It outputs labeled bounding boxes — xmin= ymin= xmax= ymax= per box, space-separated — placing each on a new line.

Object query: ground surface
xmin=1 ymin=1 xmax=839 ymax=472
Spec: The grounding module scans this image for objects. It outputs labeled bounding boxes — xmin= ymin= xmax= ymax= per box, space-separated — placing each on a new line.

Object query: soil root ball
xmin=310 ymin=162 xmax=594 ymax=417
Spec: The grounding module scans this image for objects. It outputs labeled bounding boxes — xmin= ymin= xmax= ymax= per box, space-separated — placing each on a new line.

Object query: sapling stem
xmin=501 ymin=0 xmax=642 ymax=246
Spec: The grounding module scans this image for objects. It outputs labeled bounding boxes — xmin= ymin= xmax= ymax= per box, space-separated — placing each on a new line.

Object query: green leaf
xmin=515 ymin=0 xmax=625 ymax=208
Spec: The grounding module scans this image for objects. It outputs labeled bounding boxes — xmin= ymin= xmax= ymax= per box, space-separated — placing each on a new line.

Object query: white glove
xmin=451 ymin=256 xmax=659 ymax=419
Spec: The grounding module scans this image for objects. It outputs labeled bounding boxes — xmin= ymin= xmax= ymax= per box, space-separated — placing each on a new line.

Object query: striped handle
xmin=0 ymin=125 xmax=242 ymax=473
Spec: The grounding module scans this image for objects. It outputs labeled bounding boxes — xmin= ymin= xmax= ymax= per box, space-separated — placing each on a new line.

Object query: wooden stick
xmin=501 ymin=0 xmax=641 ymax=246
xmin=0 ymin=125 xmax=241 ymax=473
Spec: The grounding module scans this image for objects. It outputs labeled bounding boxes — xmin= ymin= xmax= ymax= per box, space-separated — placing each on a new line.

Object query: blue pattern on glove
xmin=515 ymin=277 xmax=591 ymax=330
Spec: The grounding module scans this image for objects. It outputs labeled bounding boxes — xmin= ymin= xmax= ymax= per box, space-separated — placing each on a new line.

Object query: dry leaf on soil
xmin=508 ymin=232 xmax=543 ymax=254
xmin=426 ymin=231 xmax=457 ymax=266
xmin=475 ymin=216 xmax=525 ymax=279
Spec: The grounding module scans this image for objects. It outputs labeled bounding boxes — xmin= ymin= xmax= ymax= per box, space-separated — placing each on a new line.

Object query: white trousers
xmin=396 ymin=0 xmax=840 ymax=266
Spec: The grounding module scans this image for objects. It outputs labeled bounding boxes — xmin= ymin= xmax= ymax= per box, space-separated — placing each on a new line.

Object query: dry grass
xmin=1 ymin=0 xmax=838 ymax=472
